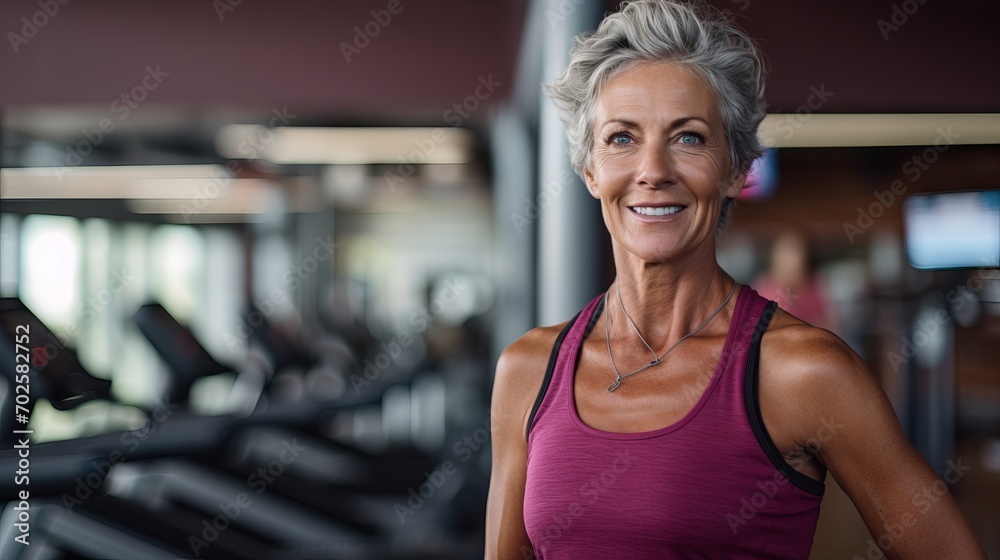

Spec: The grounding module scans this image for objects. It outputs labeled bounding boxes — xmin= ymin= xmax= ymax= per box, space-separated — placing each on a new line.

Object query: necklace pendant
xmin=649 ymin=358 xmax=660 ymax=366
xmin=606 ymin=378 xmax=621 ymax=392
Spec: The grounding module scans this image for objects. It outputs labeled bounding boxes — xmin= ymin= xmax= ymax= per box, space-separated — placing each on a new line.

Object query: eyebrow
xmin=599 ymin=116 xmax=711 ymax=130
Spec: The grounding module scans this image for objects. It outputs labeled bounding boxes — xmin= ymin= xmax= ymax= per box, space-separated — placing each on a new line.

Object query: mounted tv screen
xmin=904 ymin=190 xmax=1000 ymax=270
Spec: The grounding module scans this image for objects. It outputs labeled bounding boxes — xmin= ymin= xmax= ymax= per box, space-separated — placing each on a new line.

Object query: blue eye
xmin=679 ymin=133 xmax=699 ymax=145
xmin=604 ymin=130 xmax=633 ymax=145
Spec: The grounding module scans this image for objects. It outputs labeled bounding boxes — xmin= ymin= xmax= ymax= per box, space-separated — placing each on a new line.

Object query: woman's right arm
xmin=485 ymin=327 xmax=560 ymax=560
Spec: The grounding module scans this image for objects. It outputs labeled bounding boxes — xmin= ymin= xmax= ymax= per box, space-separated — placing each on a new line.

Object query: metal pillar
xmin=536 ymin=0 xmax=605 ymax=326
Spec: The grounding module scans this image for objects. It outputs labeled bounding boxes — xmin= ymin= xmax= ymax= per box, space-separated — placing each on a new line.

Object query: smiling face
xmin=584 ymin=61 xmax=745 ymax=266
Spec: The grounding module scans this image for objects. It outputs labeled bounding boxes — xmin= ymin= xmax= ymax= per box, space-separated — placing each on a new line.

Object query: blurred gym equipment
xmin=0 ymin=298 xmax=484 ymax=559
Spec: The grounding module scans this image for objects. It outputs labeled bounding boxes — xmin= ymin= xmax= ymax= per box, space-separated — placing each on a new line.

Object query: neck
xmin=609 ymin=240 xmax=736 ymax=352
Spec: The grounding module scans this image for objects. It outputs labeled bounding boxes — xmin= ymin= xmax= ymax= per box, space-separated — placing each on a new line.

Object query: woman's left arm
xmin=762 ymin=325 xmax=986 ymax=560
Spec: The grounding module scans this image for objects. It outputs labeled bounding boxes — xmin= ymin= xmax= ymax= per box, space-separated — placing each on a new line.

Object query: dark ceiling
xmin=1 ymin=0 xmax=997 ymax=130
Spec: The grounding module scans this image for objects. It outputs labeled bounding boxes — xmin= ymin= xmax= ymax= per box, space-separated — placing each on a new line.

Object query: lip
xmin=627 ymin=203 xmax=687 ymax=222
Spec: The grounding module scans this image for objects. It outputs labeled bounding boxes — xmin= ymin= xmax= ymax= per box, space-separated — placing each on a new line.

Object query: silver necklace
xmin=604 ymin=281 xmax=738 ymax=392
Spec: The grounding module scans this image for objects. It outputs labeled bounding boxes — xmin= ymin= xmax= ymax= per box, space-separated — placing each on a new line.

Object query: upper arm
xmin=485 ymin=327 xmax=560 ymax=560
xmin=761 ymin=323 xmax=985 ymax=559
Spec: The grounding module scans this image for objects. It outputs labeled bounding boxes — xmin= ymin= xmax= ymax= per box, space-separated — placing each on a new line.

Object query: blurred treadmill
xmin=132 ymin=302 xmax=236 ymax=406
xmin=0 ymin=300 xmax=373 ymax=558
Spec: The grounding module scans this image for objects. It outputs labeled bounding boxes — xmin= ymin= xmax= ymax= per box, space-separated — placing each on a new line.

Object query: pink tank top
xmin=523 ymin=285 xmax=824 ymax=559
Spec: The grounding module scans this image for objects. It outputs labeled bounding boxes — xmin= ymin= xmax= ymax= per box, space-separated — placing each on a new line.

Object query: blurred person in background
xmin=753 ymin=229 xmax=838 ymax=332
xmin=485 ymin=1 xmax=985 ymax=558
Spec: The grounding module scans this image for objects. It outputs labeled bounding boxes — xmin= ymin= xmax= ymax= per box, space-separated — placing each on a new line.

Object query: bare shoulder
xmin=758 ymin=308 xmax=884 ymax=449
xmin=496 ymin=323 xmax=566 ymax=378
xmin=760 ymin=307 xmax=871 ymax=393
xmin=492 ymin=323 xmax=568 ymax=441
xmin=486 ymin=324 xmax=567 ymax=557
xmin=757 ymin=311 xmax=987 ymax=558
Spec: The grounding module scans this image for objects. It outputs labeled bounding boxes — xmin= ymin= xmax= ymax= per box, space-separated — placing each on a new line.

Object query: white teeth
xmin=631 ymin=206 xmax=682 ymax=216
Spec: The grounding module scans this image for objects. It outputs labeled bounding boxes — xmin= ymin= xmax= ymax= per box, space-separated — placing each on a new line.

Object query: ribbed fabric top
xmin=523 ymin=285 xmax=823 ymax=559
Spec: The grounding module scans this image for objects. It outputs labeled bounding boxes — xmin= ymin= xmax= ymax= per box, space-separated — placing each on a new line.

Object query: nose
xmin=633 ymin=141 xmax=676 ymax=189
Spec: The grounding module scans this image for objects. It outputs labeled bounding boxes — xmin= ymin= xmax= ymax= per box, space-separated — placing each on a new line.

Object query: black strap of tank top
xmin=525 ymin=297 xmax=605 ymax=442
xmin=744 ymin=300 xmax=825 ymax=496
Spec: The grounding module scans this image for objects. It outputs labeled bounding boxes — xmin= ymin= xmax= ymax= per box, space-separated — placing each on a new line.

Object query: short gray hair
xmin=546 ymin=0 xmax=767 ymax=228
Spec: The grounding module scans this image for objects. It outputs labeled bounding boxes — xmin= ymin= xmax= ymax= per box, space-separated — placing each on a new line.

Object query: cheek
xmin=680 ymin=153 xmax=731 ymax=194
xmin=591 ymin=154 xmax=632 ymax=187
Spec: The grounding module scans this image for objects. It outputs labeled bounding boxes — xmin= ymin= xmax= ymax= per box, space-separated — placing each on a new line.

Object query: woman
xmin=485 ymin=1 xmax=985 ymax=558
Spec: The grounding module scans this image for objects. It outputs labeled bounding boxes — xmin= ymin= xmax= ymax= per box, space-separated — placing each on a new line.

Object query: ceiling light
xmin=126 ymin=181 xmax=284 ymax=219
xmin=215 ymin=126 xmax=475 ymax=165
xmin=760 ymin=113 xmax=1000 ymax=148
xmin=0 ymin=165 xmax=231 ymax=199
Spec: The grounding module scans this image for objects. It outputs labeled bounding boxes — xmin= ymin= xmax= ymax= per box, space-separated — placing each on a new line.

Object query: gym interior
xmin=1 ymin=0 xmax=998 ymax=558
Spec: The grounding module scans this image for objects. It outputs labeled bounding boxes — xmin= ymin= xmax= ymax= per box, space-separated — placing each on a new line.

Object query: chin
xmin=618 ymin=232 xmax=715 ymax=265
xmin=624 ymin=243 xmax=683 ymax=264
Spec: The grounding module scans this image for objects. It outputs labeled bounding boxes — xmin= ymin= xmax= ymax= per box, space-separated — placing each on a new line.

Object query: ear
xmin=722 ymin=168 xmax=747 ymax=200
xmin=583 ymin=166 xmax=601 ymax=199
